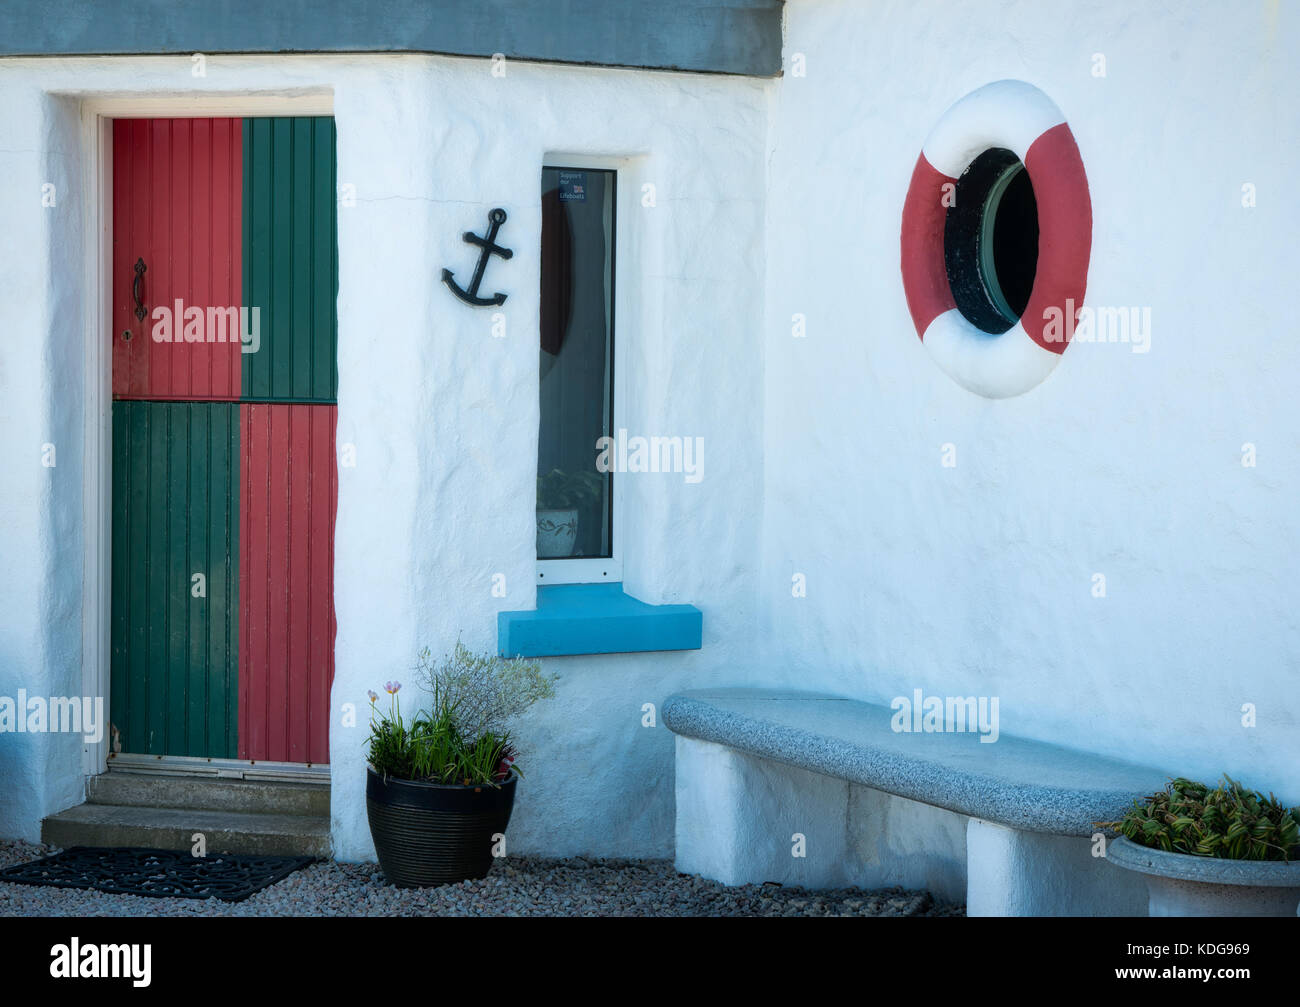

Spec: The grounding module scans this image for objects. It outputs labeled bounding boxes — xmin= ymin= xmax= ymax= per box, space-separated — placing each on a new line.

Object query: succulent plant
xmin=1099 ymin=776 xmax=1300 ymax=861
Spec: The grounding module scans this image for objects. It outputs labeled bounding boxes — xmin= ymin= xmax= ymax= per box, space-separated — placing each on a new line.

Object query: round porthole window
xmin=943 ymin=147 xmax=1039 ymax=335
xmin=900 ymin=80 xmax=1092 ymax=399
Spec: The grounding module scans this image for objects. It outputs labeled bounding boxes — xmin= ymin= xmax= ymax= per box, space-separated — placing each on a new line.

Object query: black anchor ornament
xmin=442 ymin=208 xmax=513 ymax=306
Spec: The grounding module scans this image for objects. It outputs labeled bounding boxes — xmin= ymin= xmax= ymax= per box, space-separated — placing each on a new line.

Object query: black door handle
xmin=132 ymin=257 xmax=147 ymax=322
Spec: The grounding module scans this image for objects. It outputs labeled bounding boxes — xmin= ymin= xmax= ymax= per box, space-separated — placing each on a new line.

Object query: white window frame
xmin=536 ymin=154 xmax=630 ymax=586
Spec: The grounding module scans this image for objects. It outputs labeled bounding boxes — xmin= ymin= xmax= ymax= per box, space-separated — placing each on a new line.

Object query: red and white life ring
xmin=900 ymin=80 xmax=1092 ymax=399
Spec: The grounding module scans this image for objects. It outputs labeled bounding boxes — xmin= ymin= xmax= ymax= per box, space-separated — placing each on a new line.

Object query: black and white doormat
xmin=0 ymin=847 xmax=317 ymax=902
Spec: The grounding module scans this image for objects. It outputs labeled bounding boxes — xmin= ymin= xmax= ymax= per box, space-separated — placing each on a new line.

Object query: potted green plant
xmin=365 ymin=642 xmax=557 ymax=888
xmin=536 ymin=467 xmax=604 ymax=558
xmin=1099 ymin=776 xmax=1300 ymax=916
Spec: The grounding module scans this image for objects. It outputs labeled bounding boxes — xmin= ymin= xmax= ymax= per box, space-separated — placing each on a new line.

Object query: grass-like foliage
xmin=1099 ymin=776 xmax=1300 ymax=862
xmin=367 ymin=644 xmax=557 ymax=787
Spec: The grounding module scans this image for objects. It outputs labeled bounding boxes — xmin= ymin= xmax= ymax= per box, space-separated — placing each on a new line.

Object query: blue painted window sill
xmin=498 ymin=583 xmax=703 ymax=658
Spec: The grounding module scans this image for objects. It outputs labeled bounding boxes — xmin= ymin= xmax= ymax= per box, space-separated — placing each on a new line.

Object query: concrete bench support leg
xmin=674 ymin=735 xmax=850 ymax=888
xmin=966 ymin=818 xmax=1148 ymax=916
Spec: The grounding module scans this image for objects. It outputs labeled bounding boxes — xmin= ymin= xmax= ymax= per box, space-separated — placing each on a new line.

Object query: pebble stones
xmin=0 ymin=840 xmax=963 ymax=917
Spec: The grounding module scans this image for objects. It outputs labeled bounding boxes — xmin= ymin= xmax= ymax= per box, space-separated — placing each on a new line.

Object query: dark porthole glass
xmin=943 ymin=147 xmax=1039 ymax=334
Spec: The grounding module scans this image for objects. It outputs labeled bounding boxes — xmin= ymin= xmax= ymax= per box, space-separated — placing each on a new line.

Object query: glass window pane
xmin=538 ymin=166 xmax=614 ymax=560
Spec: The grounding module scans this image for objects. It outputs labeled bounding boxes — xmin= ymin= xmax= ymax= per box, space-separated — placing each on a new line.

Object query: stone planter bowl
xmin=366 ymin=768 xmax=517 ymax=888
xmin=1106 ymin=835 xmax=1300 ymax=916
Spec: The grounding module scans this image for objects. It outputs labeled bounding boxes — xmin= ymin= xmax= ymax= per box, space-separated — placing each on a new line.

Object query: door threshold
xmin=106 ymin=752 xmax=330 ymax=785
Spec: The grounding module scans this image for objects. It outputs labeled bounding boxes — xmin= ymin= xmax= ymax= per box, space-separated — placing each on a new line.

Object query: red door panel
xmin=113 ymin=117 xmax=243 ymax=400
xmin=238 ymin=403 xmax=337 ymax=764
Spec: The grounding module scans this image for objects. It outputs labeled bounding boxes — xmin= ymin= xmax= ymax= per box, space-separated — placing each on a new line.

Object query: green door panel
xmin=242 ymin=116 xmax=339 ymax=403
xmin=110 ymin=401 xmax=240 ymax=757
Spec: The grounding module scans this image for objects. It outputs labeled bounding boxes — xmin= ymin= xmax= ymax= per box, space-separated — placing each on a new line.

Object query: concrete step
xmin=41 ymin=803 xmax=331 ymax=858
xmin=87 ymin=772 xmax=329 ymax=817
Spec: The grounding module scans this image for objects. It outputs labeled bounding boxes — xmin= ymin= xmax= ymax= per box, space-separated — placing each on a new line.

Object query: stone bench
xmin=662 ymin=689 xmax=1171 ymax=916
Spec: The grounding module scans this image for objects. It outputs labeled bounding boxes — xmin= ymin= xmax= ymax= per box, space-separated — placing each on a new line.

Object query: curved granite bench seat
xmin=662 ymin=689 xmax=1167 ymax=835
xmin=662 ymin=688 xmax=1171 ymax=916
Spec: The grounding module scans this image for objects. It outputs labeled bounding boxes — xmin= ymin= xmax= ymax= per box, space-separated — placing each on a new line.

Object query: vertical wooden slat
xmin=243 ymin=119 xmax=267 ymax=399
xmin=291 ymin=118 xmax=312 ymax=400
xmin=126 ymin=403 xmax=150 ymax=754
xmin=109 ymin=400 xmax=135 ymax=752
xmin=272 ymin=118 xmax=293 ymax=398
xmin=154 ymin=118 xmax=175 ymax=396
xmin=145 ymin=401 xmax=169 ymax=752
xmin=165 ymin=403 xmax=188 ymax=750
xmin=208 ymin=402 xmax=237 ymax=756
xmin=185 ymin=405 xmax=207 ymax=753
xmin=132 ymin=118 xmax=152 ymax=396
xmin=239 ymin=402 xmax=267 ymax=760
xmin=221 ymin=117 xmax=244 ymax=401
xmin=309 ymin=405 xmax=338 ymax=759
xmin=192 ymin=118 xmax=213 ymax=398
xmin=170 ymin=119 xmax=189 ymax=395
xmin=285 ymin=407 xmax=306 ymax=758
xmin=266 ymin=403 xmax=291 ymax=752
xmin=239 ymin=403 xmax=336 ymax=764
xmin=111 ymin=118 xmax=130 ymax=394
xmin=313 ymin=118 xmax=338 ymax=401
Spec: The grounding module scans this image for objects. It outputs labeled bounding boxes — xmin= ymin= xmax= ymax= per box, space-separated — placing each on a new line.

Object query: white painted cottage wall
xmin=327 ymin=56 xmax=769 ymax=859
xmin=761 ymin=0 xmax=1300 ymax=803
xmin=2 ymin=0 xmax=1297 ymax=862
xmin=0 ymin=54 xmax=769 ymax=856
xmin=0 ymin=85 xmax=93 ymax=840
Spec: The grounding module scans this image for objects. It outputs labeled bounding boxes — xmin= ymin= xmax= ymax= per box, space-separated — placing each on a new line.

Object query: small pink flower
xmin=384 ymin=681 xmax=401 ymax=695
xmin=367 ymin=690 xmax=378 ymax=703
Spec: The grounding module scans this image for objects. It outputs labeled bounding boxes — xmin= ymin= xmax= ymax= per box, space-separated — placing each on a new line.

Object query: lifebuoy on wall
xmin=900 ymin=80 xmax=1092 ymax=399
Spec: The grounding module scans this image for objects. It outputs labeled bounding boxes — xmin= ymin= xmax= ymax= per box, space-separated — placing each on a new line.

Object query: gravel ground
xmin=0 ymin=840 xmax=963 ymax=917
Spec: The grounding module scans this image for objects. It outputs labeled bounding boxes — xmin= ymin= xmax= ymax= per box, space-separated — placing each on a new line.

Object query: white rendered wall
xmin=0 ymin=88 xmax=90 ymax=840
xmin=761 ymin=0 xmax=1300 ymax=803
xmin=3 ymin=0 xmax=1298 ymax=866
xmin=0 ymin=54 xmax=768 ymax=857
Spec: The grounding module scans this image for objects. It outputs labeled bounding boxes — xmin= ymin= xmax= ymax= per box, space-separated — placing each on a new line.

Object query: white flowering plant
xmin=367 ymin=642 xmax=557 ymax=787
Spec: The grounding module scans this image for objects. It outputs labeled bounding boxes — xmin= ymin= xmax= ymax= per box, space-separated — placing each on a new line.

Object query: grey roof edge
xmin=1105 ymin=836 xmax=1300 ymax=886
xmin=0 ymin=0 xmax=785 ymax=77
xmin=661 ymin=691 xmax=1166 ymax=836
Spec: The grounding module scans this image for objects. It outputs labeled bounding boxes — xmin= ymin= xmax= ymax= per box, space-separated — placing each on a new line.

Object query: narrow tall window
xmin=537 ymin=166 xmax=616 ymax=572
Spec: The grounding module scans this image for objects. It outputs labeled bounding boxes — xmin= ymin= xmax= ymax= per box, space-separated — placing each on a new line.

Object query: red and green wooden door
xmin=110 ymin=117 xmax=338 ymax=764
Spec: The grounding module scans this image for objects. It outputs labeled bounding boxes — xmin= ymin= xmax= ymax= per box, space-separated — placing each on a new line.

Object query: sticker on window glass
xmin=558 ymin=171 xmax=587 ymax=202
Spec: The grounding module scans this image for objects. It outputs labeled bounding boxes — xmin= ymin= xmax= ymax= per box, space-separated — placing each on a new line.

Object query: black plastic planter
xmin=366 ymin=768 xmax=517 ymax=888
